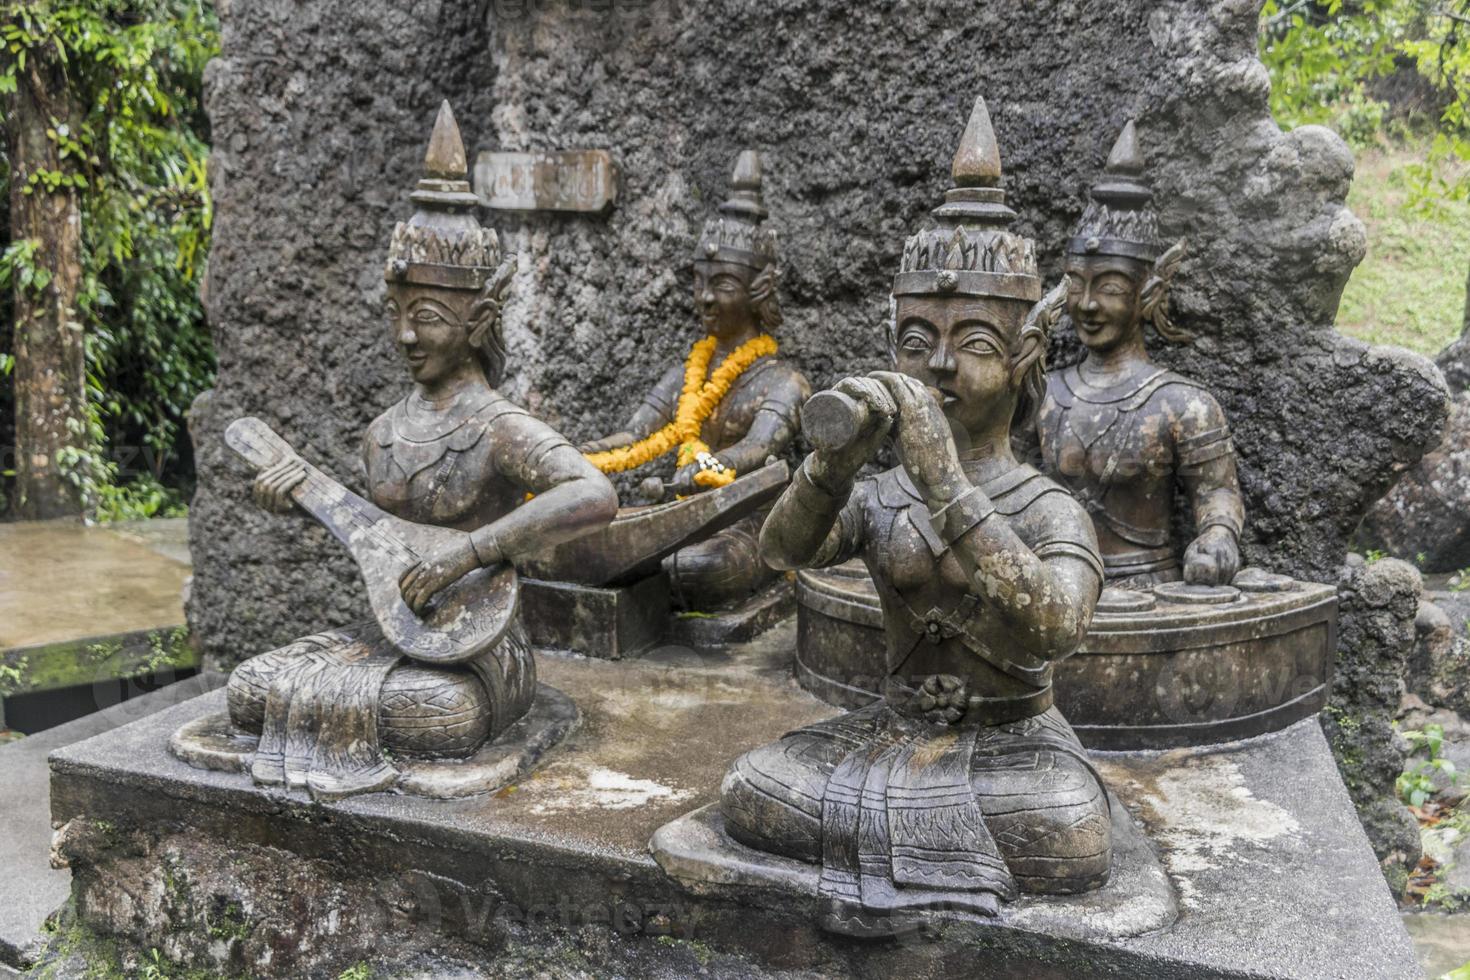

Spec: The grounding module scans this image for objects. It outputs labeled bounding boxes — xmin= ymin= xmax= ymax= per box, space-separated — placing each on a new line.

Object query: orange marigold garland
xmin=585 ymin=333 xmax=777 ymax=489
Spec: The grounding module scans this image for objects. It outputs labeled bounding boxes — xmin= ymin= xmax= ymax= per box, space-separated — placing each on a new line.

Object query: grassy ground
xmin=1336 ymin=143 xmax=1470 ymax=355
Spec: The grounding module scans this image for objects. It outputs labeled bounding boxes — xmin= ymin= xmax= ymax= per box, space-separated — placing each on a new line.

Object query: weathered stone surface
xmin=0 ymin=672 xmax=225 ymax=971
xmin=1408 ymin=593 xmax=1470 ymax=715
xmin=1360 ymin=391 xmax=1470 ymax=573
xmin=1323 ymin=555 xmax=1424 ymax=889
xmin=189 ymin=0 xmax=1446 ymax=668
xmin=48 ymin=644 xmax=1418 ymax=979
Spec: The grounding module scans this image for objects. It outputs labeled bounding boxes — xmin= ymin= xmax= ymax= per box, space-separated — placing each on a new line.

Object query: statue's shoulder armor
xmin=987 ymin=465 xmax=1072 ymax=516
xmin=871 ymin=463 xmax=1069 ymax=517
xmin=369 ymin=388 xmax=523 ymax=454
xmin=1129 ymin=369 xmax=1216 ymax=412
xmin=1052 ymin=364 xmax=1207 ymax=412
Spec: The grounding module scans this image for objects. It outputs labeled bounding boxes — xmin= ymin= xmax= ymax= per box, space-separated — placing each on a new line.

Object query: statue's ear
xmin=1139 ymin=239 xmax=1188 ymax=340
xmin=750 ymin=262 xmax=780 ymax=300
xmin=1010 ymin=282 xmax=1066 ymax=389
xmin=467 ymin=257 xmax=517 ymax=346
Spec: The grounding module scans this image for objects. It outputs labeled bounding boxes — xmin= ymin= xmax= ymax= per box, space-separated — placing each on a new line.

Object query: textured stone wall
xmin=189 ymin=0 xmax=1447 ymax=666
xmin=1323 ymin=556 xmax=1424 ymax=890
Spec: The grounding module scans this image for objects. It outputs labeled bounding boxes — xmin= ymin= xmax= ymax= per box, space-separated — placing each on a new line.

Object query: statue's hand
xmin=807 ymin=377 xmax=895 ymax=489
xmin=399 ymin=533 xmax=481 ymax=616
xmin=580 ymin=431 xmax=635 ymax=455
xmin=869 ymin=371 xmax=967 ymax=505
xmin=252 ymin=458 xmax=307 ymax=514
xmin=670 ymin=463 xmax=699 ymax=496
xmin=1182 ymin=526 xmax=1240 ymax=586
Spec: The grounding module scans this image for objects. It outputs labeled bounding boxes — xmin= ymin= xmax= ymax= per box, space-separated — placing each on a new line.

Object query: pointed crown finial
xmin=424 ymin=100 xmax=469 ymax=180
xmin=931 ymin=94 xmax=1015 ymax=228
xmin=717 ymin=149 xmax=769 ymax=223
xmin=951 ymin=96 xmax=1003 ymax=187
xmin=1105 ymin=119 xmax=1144 ymax=177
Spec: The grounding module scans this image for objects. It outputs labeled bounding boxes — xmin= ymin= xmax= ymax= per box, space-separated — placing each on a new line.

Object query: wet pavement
xmin=0 ymin=518 xmax=190 ymax=651
xmin=1403 ymin=912 xmax=1470 ymax=976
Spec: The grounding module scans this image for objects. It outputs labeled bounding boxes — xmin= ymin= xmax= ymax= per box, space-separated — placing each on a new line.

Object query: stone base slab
xmin=168 ymin=683 xmax=579 ymax=800
xmin=651 ymin=796 xmax=1176 ymax=944
xmin=46 ymin=628 xmax=1417 ymax=978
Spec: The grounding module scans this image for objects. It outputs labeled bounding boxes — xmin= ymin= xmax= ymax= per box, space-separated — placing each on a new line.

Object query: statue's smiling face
xmin=893 ymin=294 xmax=1028 ymax=438
xmin=692 ymin=260 xmax=755 ymax=338
xmin=387 ymin=283 xmax=474 ymax=386
xmin=1064 ymin=255 xmax=1146 ymax=353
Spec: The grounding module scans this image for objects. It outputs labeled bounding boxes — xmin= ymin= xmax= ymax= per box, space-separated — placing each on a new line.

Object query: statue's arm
xmin=1172 ymin=388 xmax=1244 ymax=582
xmin=625 ymin=363 xmax=684 ymax=439
xmin=945 ymin=494 xmax=1102 ymax=661
xmin=470 ymin=414 xmax=619 ymax=566
xmin=713 ymin=369 xmax=812 ymax=474
xmin=579 ymin=364 xmax=682 ymax=453
xmin=758 ymin=459 xmax=865 ymax=571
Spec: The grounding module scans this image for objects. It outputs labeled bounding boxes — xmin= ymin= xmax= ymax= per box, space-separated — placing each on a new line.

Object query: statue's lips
xmin=404 ymin=352 xmax=429 ymax=369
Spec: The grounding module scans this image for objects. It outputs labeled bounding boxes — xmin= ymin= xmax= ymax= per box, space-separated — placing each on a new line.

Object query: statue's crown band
xmin=1065 ymin=236 xmax=1160 ymax=262
xmin=892 ymin=270 xmax=1041 ymax=301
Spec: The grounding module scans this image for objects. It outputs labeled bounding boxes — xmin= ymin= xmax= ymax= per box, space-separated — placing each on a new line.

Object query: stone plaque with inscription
xmin=473 ymin=149 xmax=618 ymax=214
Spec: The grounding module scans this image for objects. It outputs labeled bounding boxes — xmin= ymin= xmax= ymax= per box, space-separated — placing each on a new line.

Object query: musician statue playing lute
xmin=215 ymin=102 xmax=617 ymax=801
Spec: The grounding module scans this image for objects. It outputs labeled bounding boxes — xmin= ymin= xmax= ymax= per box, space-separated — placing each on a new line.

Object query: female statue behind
xmin=719 ymin=96 xmax=1110 ymax=928
xmin=579 ymin=151 xmax=810 ymax=612
xmin=1036 ymin=121 xmax=1245 ymax=588
xmin=192 ymin=103 xmax=618 ymax=801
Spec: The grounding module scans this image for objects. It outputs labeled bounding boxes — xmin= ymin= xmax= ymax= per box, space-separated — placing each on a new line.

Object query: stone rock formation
xmin=1323 ymin=555 xmax=1425 ymax=890
xmin=1360 ymin=389 xmax=1470 ymax=573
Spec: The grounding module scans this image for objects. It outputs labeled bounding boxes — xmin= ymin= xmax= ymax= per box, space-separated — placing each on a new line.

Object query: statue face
xmin=692 ymin=260 xmax=756 ymax=339
xmin=1064 ymin=255 xmax=1147 ymax=353
xmin=386 ymin=283 xmax=476 ymax=387
xmin=893 ymin=294 xmax=1029 ymax=438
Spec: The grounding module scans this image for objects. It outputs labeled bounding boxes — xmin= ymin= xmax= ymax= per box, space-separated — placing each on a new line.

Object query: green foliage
xmin=1398 ymin=723 xmax=1460 ymax=806
xmin=0 ymin=0 xmax=218 ymax=520
xmin=1259 ymin=0 xmax=1406 ymax=145
xmin=1364 ymin=548 xmax=1387 ymax=563
xmin=1335 ymin=143 xmax=1470 ymax=353
xmin=337 ymin=964 xmax=373 ymax=980
xmin=1259 ymin=0 xmax=1470 ymax=207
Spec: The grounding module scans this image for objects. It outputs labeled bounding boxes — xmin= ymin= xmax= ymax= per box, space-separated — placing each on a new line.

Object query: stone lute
xmin=225 ymin=416 xmax=516 ymax=666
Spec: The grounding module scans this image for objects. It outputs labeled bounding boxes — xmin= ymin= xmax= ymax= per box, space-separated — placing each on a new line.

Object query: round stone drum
xmin=794 ymin=560 xmax=1338 ymax=750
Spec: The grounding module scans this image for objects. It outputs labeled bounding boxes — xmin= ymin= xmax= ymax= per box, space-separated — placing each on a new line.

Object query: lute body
xmin=225 ymin=416 xmax=516 ymax=666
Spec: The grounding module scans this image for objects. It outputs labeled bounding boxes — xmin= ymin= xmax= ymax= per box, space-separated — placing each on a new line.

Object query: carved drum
xmin=794 ymin=561 xmax=1337 ymax=750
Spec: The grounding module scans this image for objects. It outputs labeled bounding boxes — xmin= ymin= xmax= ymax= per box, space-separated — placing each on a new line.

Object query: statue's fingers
xmin=838 ymin=376 xmax=897 ymax=417
xmin=868 ymin=371 xmax=924 ymax=415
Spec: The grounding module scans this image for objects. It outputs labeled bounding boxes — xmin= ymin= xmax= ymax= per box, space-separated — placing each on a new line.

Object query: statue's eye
xmin=1099 ymin=281 xmax=1130 ymax=296
xmin=411 ymin=307 xmax=446 ymax=325
xmin=1065 ymin=274 xmax=1084 ymax=293
xmin=960 ymin=334 xmax=1001 ymax=357
xmin=899 ymin=333 xmax=932 ymax=353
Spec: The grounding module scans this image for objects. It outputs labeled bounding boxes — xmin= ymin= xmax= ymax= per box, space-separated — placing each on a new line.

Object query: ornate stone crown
xmin=894 ymin=96 xmax=1040 ymax=303
xmin=1067 ymin=120 xmax=1162 ymax=263
xmin=695 ymin=150 xmax=778 ymax=270
xmin=385 ymin=101 xmax=504 ymax=291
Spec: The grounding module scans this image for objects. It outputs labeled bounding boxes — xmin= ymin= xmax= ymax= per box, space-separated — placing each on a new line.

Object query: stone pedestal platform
xmin=47 ymin=624 xmax=1416 ymax=978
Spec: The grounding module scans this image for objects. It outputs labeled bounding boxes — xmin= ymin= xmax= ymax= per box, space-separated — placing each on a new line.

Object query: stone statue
xmin=1035 ymin=121 xmax=1245 ymax=587
xmin=186 ymin=102 xmax=618 ymax=801
xmin=580 ymin=151 xmax=810 ymax=612
xmin=719 ymin=97 xmax=1111 ymax=929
